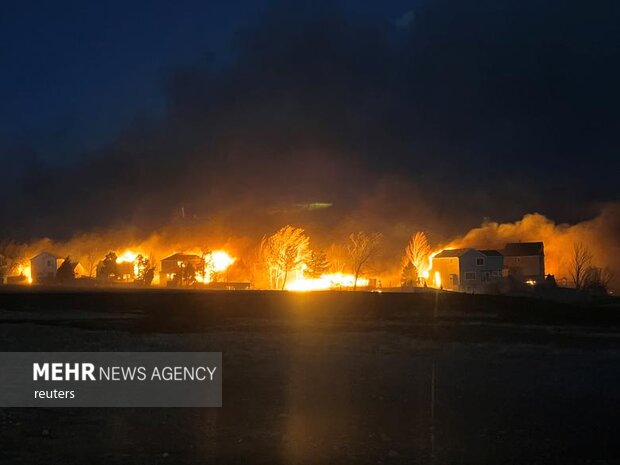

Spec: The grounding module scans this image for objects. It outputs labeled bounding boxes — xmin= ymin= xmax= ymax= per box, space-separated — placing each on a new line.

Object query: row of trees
xmin=259 ymin=226 xmax=383 ymax=290
xmin=96 ymin=252 xmax=155 ymax=286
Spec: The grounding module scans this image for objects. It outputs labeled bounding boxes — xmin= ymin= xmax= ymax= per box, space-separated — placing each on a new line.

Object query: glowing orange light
xmin=116 ymin=250 xmax=138 ymax=264
xmin=16 ymin=263 xmax=33 ymax=284
xmin=286 ymin=273 xmax=370 ymax=291
xmin=434 ymin=271 xmax=441 ymax=288
xmin=210 ymin=251 xmax=235 ymax=272
xmin=201 ymin=250 xmax=236 ymax=283
xmin=115 ymin=250 xmax=145 ymax=277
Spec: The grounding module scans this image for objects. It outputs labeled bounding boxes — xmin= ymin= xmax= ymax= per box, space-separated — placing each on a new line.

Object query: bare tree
xmin=404 ymin=232 xmax=431 ymax=283
xmin=570 ymin=242 xmax=592 ymax=290
xmin=85 ymin=250 xmax=98 ymax=278
xmin=261 ymin=226 xmax=310 ymax=290
xmin=326 ymin=243 xmax=347 ymax=273
xmin=347 ymin=232 xmax=382 ymax=290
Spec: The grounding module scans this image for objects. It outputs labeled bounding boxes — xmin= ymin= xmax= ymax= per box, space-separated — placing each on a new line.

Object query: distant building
xmin=432 ymin=248 xmax=504 ymax=293
xmin=160 ymin=253 xmax=204 ymax=287
xmin=56 ymin=258 xmax=86 ymax=283
xmin=116 ymin=262 xmax=135 ymax=281
xmin=30 ymin=252 xmax=64 ymax=284
xmin=502 ymin=242 xmax=545 ymax=283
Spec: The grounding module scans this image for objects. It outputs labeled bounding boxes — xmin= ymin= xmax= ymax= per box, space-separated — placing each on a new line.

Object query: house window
xmin=476 ymin=258 xmax=485 ymax=266
xmin=491 ymin=270 xmax=500 ymax=277
xmin=465 ymin=271 xmax=476 ymax=280
xmin=47 ymin=260 xmax=52 ymax=266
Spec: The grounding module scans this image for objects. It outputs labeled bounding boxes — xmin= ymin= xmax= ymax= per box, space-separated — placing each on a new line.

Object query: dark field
xmin=1 ymin=289 xmax=619 ymax=464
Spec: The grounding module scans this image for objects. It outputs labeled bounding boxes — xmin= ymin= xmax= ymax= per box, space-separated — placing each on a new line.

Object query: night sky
xmin=1 ymin=0 xmax=619 ymax=240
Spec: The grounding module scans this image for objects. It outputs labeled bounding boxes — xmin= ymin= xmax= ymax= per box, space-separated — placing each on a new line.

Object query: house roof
xmin=30 ymin=251 xmax=63 ymax=260
xmin=62 ymin=261 xmax=82 ymax=271
xmin=433 ymin=248 xmax=473 ymax=258
xmin=502 ymin=242 xmax=544 ymax=257
xmin=480 ymin=249 xmax=503 ymax=257
xmin=161 ymin=253 xmax=203 ymax=262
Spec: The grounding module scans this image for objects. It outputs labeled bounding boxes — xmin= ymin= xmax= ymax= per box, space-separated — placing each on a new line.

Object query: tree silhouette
xmin=570 ymin=242 xmax=592 ymax=289
xmin=56 ymin=257 xmax=76 ymax=283
xmin=347 ymin=232 xmax=382 ymax=290
xmin=306 ymin=250 xmax=329 ymax=278
xmin=134 ymin=255 xmax=155 ymax=286
xmin=401 ymin=261 xmax=418 ymax=287
xmin=97 ymin=252 xmax=119 ymax=281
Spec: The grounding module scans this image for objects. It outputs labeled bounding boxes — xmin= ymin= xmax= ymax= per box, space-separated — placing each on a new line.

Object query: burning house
xmin=160 ymin=251 xmax=244 ymax=288
xmin=431 ymin=248 xmax=504 ymax=293
xmin=501 ymin=242 xmax=545 ymax=284
xmin=115 ymin=261 xmax=135 ymax=281
xmin=160 ymin=253 xmax=205 ymax=287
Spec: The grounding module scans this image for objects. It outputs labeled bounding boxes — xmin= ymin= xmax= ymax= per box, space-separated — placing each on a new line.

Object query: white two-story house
xmin=431 ymin=248 xmax=504 ymax=293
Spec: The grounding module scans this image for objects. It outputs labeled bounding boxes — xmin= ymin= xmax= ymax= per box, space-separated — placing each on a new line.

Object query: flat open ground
xmin=0 ymin=289 xmax=619 ymax=464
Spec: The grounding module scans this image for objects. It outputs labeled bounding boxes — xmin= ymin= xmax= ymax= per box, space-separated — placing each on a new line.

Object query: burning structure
xmin=160 ymin=251 xmax=240 ymax=288
xmin=95 ymin=251 xmax=155 ymax=285
xmin=160 ymin=253 xmax=204 ymax=287
xmin=0 ymin=209 xmax=615 ymax=295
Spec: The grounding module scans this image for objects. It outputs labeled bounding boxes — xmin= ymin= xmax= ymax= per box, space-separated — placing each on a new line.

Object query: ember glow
xmin=116 ymin=250 xmax=138 ymax=264
xmin=116 ymin=250 xmax=141 ymax=277
xmin=286 ymin=273 xmax=370 ymax=291
xmin=16 ymin=263 xmax=33 ymax=284
xmin=426 ymin=250 xmax=445 ymax=287
xmin=210 ymin=251 xmax=236 ymax=273
xmin=201 ymin=250 xmax=236 ymax=283
xmin=421 ymin=252 xmax=439 ymax=280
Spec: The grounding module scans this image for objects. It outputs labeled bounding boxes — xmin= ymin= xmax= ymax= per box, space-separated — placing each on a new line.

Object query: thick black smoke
xmin=1 ymin=0 xmax=619 ymax=242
